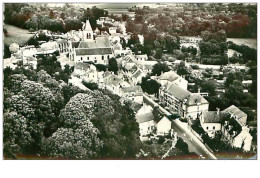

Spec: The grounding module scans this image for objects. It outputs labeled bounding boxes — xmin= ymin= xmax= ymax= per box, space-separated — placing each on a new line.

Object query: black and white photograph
xmin=2 ymin=1 xmax=258 ymax=162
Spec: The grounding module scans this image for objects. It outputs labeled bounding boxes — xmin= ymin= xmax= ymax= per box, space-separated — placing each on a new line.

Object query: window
xmin=213 ymin=126 xmax=215 ymax=130
xmin=102 ymin=56 xmax=104 ymax=60
xmin=108 ymin=55 xmax=110 ymax=59
xmin=81 ymin=57 xmax=83 ymax=61
xmin=206 ymin=127 xmax=208 ymax=130
xmin=87 ymin=57 xmax=89 ymax=60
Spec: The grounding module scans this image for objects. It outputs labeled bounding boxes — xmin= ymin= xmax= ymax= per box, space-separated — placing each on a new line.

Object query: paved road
xmin=143 ymin=94 xmax=217 ymax=160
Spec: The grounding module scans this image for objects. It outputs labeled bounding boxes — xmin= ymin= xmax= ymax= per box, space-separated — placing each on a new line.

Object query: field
xmin=227 ymin=38 xmax=257 ymax=49
xmin=3 ymin=24 xmax=35 ymax=46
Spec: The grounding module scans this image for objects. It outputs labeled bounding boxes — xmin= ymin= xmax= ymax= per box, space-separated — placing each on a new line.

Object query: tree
xmin=3 ymin=111 xmax=34 ymax=158
xmin=141 ymin=77 xmax=161 ymax=95
xmin=151 ymin=62 xmax=170 ymax=76
xmin=108 ymin=57 xmax=118 ymax=74
xmin=43 ymin=119 xmax=103 ymax=159
xmin=9 ymin=43 xmax=19 ymax=53
xmin=155 ymin=48 xmax=163 ymax=59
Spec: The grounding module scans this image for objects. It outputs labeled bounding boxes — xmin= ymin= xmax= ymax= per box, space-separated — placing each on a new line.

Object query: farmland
xmin=4 ymin=24 xmax=35 ymax=46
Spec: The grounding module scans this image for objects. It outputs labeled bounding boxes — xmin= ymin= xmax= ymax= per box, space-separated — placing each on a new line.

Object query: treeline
xmin=227 ymin=41 xmax=257 ymax=64
xmin=131 ymin=3 xmax=257 ymax=38
xmin=4 ymin=3 xmax=108 ymax=33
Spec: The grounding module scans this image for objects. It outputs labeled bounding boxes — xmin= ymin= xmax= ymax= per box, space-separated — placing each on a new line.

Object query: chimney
xmin=198 ymin=88 xmax=200 ymax=94
xmin=216 ymin=108 xmax=220 ymax=115
xmin=228 ymin=125 xmax=233 ymax=131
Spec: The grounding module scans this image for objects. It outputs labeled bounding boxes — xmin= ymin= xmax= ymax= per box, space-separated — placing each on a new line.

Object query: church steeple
xmin=82 ymin=20 xmax=93 ymax=41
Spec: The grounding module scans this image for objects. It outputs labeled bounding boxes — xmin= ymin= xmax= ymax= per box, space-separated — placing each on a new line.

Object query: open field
xmin=227 ymin=38 xmax=257 ymax=49
xmin=3 ymin=24 xmax=35 ymax=46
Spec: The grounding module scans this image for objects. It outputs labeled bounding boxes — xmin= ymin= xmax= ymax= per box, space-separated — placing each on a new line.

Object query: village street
xmin=143 ymin=94 xmax=217 ymax=160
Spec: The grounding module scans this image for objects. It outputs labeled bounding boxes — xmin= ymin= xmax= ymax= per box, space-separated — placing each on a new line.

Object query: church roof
xmin=84 ymin=20 xmax=93 ymax=31
xmin=75 ymin=48 xmax=113 ymax=55
xmin=78 ymin=37 xmax=111 ymax=49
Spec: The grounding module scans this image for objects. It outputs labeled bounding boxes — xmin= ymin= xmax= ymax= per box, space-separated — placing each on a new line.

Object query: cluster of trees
xmin=27 ymin=32 xmax=51 ymax=47
xmin=126 ymin=17 xmax=180 ymax=58
xmin=227 ymin=41 xmax=257 ymax=64
xmin=133 ymin=3 xmax=256 ymax=38
xmin=3 ymin=63 xmax=144 ymax=159
xmin=4 ymin=3 xmax=108 ymax=33
xmin=199 ymin=30 xmax=227 ymax=56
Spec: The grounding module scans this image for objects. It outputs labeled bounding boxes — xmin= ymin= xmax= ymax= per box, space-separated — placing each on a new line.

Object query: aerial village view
xmin=3 ymin=3 xmax=257 ymax=160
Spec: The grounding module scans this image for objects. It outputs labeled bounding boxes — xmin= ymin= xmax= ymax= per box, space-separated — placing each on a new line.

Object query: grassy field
xmin=227 ymin=38 xmax=257 ymax=49
xmin=4 ymin=24 xmax=35 ymax=47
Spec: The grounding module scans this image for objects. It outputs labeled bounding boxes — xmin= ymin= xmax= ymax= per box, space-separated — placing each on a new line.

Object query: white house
xmin=159 ymin=83 xmax=209 ymax=119
xmin=156 ymin=116 xmax=172 ymax=136
xmin=200 ymin=110 xmax=223 ymax=138
xmin=136 ymin=104 xmax=156 ymax=137
xmin=109 ymin=27 xmax=117 ymax=34
xmin=135 ymin=54 xmax=148 ymax=61
xmin=119 ymin=85 xmax=143 ymax=104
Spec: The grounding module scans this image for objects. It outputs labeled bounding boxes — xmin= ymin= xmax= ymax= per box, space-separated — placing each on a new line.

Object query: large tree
xmin=151 ymin=62 xmax=170 ymax=76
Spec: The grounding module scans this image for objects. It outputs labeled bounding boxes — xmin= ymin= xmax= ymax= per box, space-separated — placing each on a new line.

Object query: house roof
xmin=136 ymin=54 xmax=148 ymax=58
xmin=136 ymin=104 xmax=154 ymax=123
xmin=186 ymin=93 xmax=208 ymax=106
xmin=159 ymin=71 xmax=180 ymax=81
xmin=74 ymin=62 xmax=91 ymax=70
xmin=121 ymin=85 xmax=142 ymax=93
xmin=223 ymin=105 xmax=247 ymax=126
xmin=75 ymin=48 xmax=113 ymax=55
xmin=203 ymin=111 xmax=223 ymax=123
xmin=124 ymin=63 xmax=136 ymax=71
xmin=133 ymin=69 xmax=144 ymax=79
xmin=56 ymin=39 xmax=68 ymax=45
xmin=165 ymin=83 xmax=190 ymax=100
xmin=123 ymin=55 xmax=136 ymax=63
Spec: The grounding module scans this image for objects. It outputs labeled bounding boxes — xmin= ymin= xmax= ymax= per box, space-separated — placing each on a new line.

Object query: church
xmin=69 ymin=20 xmax=114 ymax=65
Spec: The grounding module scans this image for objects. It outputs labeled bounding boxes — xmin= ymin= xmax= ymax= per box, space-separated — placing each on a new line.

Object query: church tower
xmin=82 ymin=20 xmax=94 ymax=41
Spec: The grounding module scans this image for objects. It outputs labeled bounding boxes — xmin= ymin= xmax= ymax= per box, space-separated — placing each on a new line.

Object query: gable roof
xmin=136 ymin=54 xmax=148 ymax=58
xmin=203 ymin=111 xmax=223 ymax=123
xmin=77 ymin=37 xmax=111 ymax=49
xmin=133 ymin=69 xmax=144 ymax=79
xmin=186 ymin=93 xmax=208 ymax=106
xmin=165 ymin=83 xmax=190 ymax=100
xmin=74 ymin=62 xmax=91 ymax=70
xmin=121 ymin=85 xmax=142 ymax=93
xmin=223 ymin=105 xmax=247 ymax=126
xmin=136 ymin=104 xmax=154 ymax=123
xmin=159 ymin=71 xmax=180 ymax=81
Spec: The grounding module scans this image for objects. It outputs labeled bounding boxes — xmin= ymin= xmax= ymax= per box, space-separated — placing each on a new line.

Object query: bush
xmin=29 ymin=28 xmax=35 ymax=33
xmin=82 ymin=81 xmax=98 ymax=90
